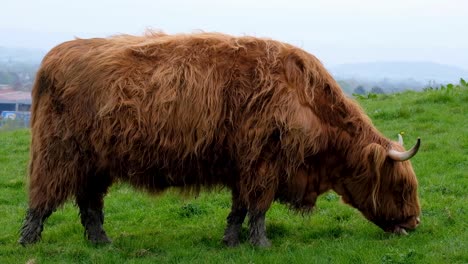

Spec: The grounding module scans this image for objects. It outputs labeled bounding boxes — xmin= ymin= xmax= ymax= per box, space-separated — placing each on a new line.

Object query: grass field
xmin=0 ymin=84 xmax=467 ymax=263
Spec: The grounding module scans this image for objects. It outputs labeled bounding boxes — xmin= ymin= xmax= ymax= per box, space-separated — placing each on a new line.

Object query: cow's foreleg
xmin=245 ymin=160 xmax=277 ymax=248
xmin=248 ymin=209 xmax=271 ymax=247
xmin=223 ymin=188 xmax=247 ymax=247
xmin=76 ymin=172 xmax=112 ymax=244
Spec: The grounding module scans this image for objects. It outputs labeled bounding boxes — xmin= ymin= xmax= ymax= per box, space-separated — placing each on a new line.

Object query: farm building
xmin=0 ymin=85 xmax=31 ymax=112
xmin=0 ymin=85 xmax=31 ymax=128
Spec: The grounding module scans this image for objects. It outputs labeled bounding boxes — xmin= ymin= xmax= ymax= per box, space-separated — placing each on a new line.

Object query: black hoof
xmin=18 ymin=234 xmax=41 ymax=246
xmin=223 ymin=236 xmax=241 ymax=247
xmin=250 ymin=237 xmax=271 ymax=248
xmin=87 ymin=230 xmax=112 ymax=244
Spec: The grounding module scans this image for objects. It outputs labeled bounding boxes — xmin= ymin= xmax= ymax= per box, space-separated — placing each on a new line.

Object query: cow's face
xmin=363 ymin=159 xmax=421 ymax=235
xmin=339 ymin=137 xmax=421 ymax=235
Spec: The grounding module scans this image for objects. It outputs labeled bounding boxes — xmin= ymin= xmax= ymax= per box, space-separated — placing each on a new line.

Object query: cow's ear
xmin=362 ymin=143 xmax=387 ymax=186
xmin=363 ymin=143 xmax=387 ymax=169
xmin=362 ymin=143 xmax=387 ymax=210
xmin=284 ymin=51 xmax=307 ymax=88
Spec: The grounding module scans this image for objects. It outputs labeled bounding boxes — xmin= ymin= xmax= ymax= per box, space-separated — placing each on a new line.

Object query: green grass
xmin=1 ymin=85 xmax=467 ymax=263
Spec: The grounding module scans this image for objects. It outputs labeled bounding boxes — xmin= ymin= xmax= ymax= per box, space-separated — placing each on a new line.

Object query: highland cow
xmin=19 ymin=32 xmax=421 ymax=247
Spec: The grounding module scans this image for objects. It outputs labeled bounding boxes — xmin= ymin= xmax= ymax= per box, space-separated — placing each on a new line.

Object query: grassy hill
xmin=0 ymin=83 xmax=466 ymax=263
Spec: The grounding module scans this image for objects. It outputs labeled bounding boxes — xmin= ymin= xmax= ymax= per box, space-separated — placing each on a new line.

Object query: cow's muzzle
xmin=389 ymin=216 xmax=420 ymax=235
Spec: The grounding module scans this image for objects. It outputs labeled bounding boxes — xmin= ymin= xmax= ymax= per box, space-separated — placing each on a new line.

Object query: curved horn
xmin=388 ymin=138 xmax=421 ymax=161
xmin=398 ymin=134 xmax=404 ymax=146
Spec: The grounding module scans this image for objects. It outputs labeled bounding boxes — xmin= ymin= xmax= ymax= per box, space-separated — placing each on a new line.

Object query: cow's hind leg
xmin=19 ymin=150 xmax=72 ymax=245
xmin=223 ymin=188 xmax=247 ymax=247
xmin=19 ymin=177 xmax=70 ymax=245
xmin=76 ymin=172 xmax=112 ymax=244
xmin=19 ymin=207 xmax=54 ymax=245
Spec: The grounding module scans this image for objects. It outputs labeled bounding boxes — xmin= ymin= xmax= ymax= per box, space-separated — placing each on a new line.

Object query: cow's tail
xmin=28 ymin=66 xmax=52 ymax=178
xmin=30 ymin=68 xmax=51 ymax=127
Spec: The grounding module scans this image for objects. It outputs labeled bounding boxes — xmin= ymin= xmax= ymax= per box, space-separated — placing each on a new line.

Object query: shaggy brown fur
xmin=19 ymin=32 xmax=421 ymax=247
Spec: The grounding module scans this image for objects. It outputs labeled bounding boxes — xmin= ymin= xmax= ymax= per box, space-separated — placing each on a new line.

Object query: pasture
xmin=0 ymin=84 xmax=467 ymax=263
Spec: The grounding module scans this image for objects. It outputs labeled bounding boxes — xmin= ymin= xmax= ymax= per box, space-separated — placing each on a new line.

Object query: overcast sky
xmin=1 ymin=0 xmax=468 ymax=69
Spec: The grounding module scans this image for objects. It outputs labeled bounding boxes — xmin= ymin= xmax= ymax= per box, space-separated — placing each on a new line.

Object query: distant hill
xmin=329 ymin=61 xmax=468 ymax=84
xmin=0 ymin=47 xmax=46 ymax=64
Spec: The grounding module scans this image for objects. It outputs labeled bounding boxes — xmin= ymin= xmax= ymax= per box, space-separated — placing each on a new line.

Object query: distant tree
xmin=337 ymin=80 xmax=354 ymax=94
xmin=370 ymin=86 xmax=385 ymax=94
xmin=353 ymin=85 xmax=366 ymax=95
xmin=0 ymin=71 xmax=15 ymax=85
xmin=12 ymin=73 xmax=22 ymax=90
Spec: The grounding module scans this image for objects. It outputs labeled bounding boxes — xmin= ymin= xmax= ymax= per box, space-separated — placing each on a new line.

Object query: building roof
xmin=0 ymin=88 xmax=32 ymax=104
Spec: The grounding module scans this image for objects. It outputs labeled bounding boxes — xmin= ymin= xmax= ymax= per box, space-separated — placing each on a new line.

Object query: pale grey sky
xmin=1 ymin=0 xmax=468 ymax=69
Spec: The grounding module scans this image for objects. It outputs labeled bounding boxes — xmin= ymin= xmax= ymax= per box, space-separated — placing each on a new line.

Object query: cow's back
xmin=32 ymin=35 xmax=247 ymax=180
xmin=32 ymin=33 xmax=324 ymax=188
